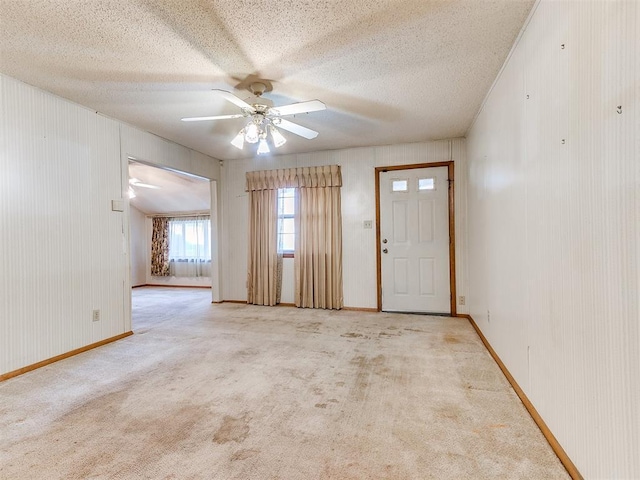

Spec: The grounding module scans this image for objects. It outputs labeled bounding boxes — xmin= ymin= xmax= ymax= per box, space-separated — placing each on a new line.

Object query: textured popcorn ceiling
xmin=0 ymin=0 xmax=535 ymax=161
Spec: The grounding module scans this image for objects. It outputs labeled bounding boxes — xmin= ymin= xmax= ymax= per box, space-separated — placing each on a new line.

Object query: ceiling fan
xmin=128 ymin=177 xmax=160 ymax=198
xmin=181 ymin=82 xmax=326 ymax=154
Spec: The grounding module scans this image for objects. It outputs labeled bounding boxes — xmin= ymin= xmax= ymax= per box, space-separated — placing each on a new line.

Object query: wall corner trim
xmin=0 ymin=332 xmax=134 ymax=382
xmin=457 ymin=314 xmax=583 ymax=480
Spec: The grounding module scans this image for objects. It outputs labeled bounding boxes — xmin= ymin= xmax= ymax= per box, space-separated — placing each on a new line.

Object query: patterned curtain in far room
xmin=151 ymin=217 xmax=170 ymax=276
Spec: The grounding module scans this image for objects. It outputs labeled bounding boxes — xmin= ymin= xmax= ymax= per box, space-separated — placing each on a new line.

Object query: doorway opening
xmin=127 ymin=159 xmax=215 ymax=330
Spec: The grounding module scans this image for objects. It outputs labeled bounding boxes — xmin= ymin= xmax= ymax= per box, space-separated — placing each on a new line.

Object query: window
xmin=392 ymin=179 xmax=408 ymax=192
xmin=168 ymin=217 xmax=211 ymax=261
xmin=277 ymin=188 xmax=295 ymax=254
xmin=418 ymin=177 xmax=435 ymax=190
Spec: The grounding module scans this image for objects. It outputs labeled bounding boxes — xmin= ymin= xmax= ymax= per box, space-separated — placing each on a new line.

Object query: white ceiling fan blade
xmin=270 ymin=100 xmax=326 ymax=117
xmin=134 ymin=182 xmax=160 ymax=189
xmin=181 ymin=113 xmax=246 ymax=122
xmin=277 ymin=119 xmax=319 ymax=139
xmin=129 ymin=178 xmax=160 ymax=189
xmin=213 ymin=89 xmax=256 ymax=111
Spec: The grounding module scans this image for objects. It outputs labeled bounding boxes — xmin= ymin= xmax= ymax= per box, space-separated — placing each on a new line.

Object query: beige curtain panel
xmin=247 ymin=189 xmax=282 ymax=306
xmin=295 ymin=183 xmax=343 ymax=309
xmin=150 ymin=217 xmax=170 ymax=276
xmin=246 ymin=164 xmax=343 ymax=310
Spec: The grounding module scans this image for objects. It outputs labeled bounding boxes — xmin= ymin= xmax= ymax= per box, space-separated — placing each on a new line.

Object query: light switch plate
xmin=111 ymin=199 xmax=124 ymax=212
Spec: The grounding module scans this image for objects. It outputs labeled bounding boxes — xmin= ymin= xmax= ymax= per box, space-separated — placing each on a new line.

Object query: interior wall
xmin=465 ymin=1 xmax=639 ymax=478
xmin=129 ymin=205 xmax=147 ymax=287
xmin=0 ymin=74 xmax=126 ymax=375
xmin=120 ymin=125 xmax=220 ymax=181
xmin=0 ymin=74 xmax=221 ymax=376
xmin=221 ymin=139 xmax=468 ymax=310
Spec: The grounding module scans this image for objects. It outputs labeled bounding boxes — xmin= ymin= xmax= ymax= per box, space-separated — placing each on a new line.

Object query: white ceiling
xmin=129 ymin=162 xmax=210 ymax=215
xmin=0 ymin=0 xmax=535 ymax=161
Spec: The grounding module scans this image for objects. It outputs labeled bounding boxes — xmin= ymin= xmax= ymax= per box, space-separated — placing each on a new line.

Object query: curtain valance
xmin=245 ymin=165 xmax=342 ymax=191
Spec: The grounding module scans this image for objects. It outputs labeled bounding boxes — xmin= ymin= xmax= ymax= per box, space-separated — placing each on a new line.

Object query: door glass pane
xmin=392 ymin=179 xmax=408 ymax=192
xmin=418 ymin=178 xmax=435 ymax=190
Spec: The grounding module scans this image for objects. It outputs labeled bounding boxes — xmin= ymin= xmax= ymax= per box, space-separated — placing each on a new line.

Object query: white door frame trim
xmin=375 ymin=161 xmax=456 ymax=315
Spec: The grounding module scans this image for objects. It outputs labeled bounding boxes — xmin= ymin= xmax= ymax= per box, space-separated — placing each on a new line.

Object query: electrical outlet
xmin=487 ymin=309 xmax=491 ymax=322
xmin=458 ymin=296 xmax=465 ymax=305
xmin=363 ymin=220 xmax=372 ymax=229
xmin=92 ymin=309 xmax=100 ymax=322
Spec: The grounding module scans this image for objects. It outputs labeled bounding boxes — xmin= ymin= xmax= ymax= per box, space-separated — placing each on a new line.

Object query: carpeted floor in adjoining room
xmin=0 ymin=286 xmax=569 ymax=479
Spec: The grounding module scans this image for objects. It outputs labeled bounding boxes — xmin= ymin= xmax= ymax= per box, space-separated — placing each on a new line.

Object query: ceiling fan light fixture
xmin=270 ymin=125 xmax=287 ymax=148
xmin=181 ymin=86 xmax=325 ymax=152
xmin=231 ymin=129 xmax=245 ymax=149
xmin=245 ymin=122 xmax=260 ymax=144
xmin=257 ymin=137 xmax=270 ymax=155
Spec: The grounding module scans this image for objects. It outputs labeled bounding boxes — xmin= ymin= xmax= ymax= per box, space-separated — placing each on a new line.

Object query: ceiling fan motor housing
xmin=250 ymin=82 xmax=267 ymax=96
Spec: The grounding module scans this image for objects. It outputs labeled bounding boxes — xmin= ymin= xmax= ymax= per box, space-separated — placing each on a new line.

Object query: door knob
xmin=383 ymin=248 xmax=388 ymax=254
xmin=382 ymin=238 xmax=388 ymax=244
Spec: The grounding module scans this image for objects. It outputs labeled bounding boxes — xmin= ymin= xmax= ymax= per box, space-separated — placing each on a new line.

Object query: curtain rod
xmin=147 ymin=211 xmax=210 ymax=218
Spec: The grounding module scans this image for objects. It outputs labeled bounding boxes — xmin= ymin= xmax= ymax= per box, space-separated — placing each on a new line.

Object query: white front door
xmin=380 ymin=166 xmax=451 ymax=313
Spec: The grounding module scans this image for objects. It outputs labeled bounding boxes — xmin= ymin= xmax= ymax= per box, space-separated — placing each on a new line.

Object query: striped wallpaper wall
xmin=0 ymin=75 xmax=220 ymax=376
xmin=466 ymin=1 xmax=639 ymax=477
xmin=0 ymin=75 xmax=127 ymax=375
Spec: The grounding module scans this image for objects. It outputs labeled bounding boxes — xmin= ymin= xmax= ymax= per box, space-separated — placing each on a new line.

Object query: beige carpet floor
xmin=0 ymin=287 xmax=569 ymax=479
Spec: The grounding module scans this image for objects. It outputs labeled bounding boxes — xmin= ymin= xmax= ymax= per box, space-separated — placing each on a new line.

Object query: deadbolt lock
xmin=383 ymin=248 xmax=388 ymax=254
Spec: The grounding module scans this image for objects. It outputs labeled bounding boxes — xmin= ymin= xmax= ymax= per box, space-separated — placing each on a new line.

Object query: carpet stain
xmin=444 ymin=334 xmax=460 ymax=344
xmin=352 ymin=354 xmax=386 ymax=366
xmin=472 ymin=424 xmax=508 ymax=434
xmin=284 ymin=368 xmax=316 ymax=381
xmin=60 ymin=389 xmax=130 ymax=424
xmin=403 ymin=328 xmax=425 ymax=333
xmin=297 ymin=322 xmax=322 ymax=333
xmin=56 ymin=397 xmax=208 ymax=477
xmin=75 ymin=450 xmax=116 ymax=479
xmin=436 ymin=404 xmax=463 ymax=421
xmin=213 ymin=413 xmax=250 ymax=444
xmin=312 ymin=386 xmax=324 ymax=395
xmin=315 ymin=403 xmax=327 ymax=409
xmin=126 ymin=404 xmax=209 ymax=452
xmin=230 ymin=449 xmax=259 ymax=461
xmin=350 ymin=354 xmax=386 ymax=400
xmin=236 ymin=348 xmax=259 ymax=357
xmin=378 ymin=331 xmax=402 ymax=338
xmin=341 ymin=332 xmax=364 ymax=338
